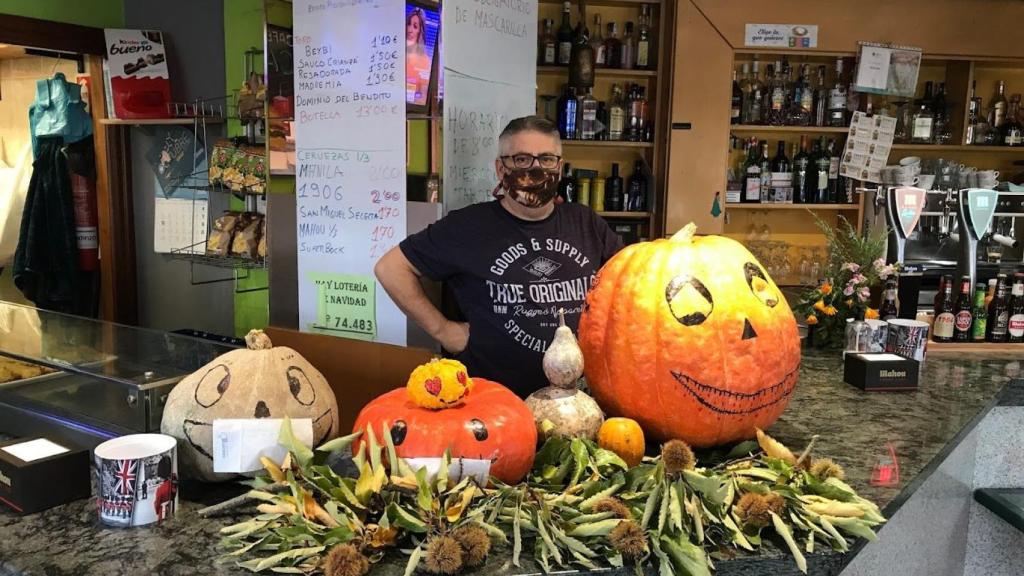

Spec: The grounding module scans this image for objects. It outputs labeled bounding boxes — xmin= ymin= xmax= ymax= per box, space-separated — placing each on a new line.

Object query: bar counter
xmin=1 ymin=350 xmax=1021 ymax=576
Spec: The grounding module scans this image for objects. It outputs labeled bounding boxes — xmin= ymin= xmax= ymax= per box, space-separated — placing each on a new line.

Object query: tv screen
xmin=406 ymin=2 xmax=440 ymax=109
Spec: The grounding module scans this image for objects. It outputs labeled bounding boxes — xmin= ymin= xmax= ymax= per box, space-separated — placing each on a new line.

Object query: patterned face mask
xmin=497 ymin=167 xmax=561 ymax=208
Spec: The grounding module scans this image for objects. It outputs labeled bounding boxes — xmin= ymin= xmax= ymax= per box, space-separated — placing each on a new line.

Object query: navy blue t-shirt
xmin=400 ymin=200 xmax=622 ymax=397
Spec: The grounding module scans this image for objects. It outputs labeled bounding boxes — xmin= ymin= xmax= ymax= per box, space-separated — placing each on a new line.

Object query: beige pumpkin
xmin=524 ymin=387 xmax=604 ymax=440
xmin=160 ymin=330 xmax=340 ymax=481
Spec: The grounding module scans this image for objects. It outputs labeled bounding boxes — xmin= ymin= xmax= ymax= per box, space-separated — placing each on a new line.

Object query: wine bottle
xmin=793 ymin=135 xmax=810 ymax=204
xmin=731 ymin=69 xmax=743 ymax=125
xmin=828 ymin=58 xmax=848 ymax=127
xmin=742 ymin=137 xmax=762 ymax=204
xmin=813 ymin=137 xmax=830 ymax=204
xmin=557 ymin=2 xmax=574 ymax=66
xmin=827 ymin=138 xmax=841 ymax=203
xmin=770 ymin=140 xmax=790 ymax=203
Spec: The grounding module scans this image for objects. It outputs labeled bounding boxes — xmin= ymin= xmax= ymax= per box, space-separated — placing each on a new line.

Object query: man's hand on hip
xmin=438 ymin=321 xmax=470 ymax=355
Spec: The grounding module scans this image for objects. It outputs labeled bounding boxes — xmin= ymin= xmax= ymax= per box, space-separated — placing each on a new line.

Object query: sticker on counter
xmin=744 ymin=23 xmax=818 ymax=48
xmin=1 ymin=438 xmax=69 ymax=462
xmin=309 ymin=272 xmax=377 ymax=340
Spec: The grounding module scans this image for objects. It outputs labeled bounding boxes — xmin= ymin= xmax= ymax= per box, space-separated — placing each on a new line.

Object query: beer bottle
xmin=933 ymin=275 xmax=949 ymax=319
xmin=985 ymin=278 xmax=998 ymax=309
xmin=880 ymin=277 xmax=899 ymax=321
xmin=971 ymin=283 xmax=988 ymax=342
xmin=1009 ymin=273 xmax=1024 ymax=343
xmin=933 ymin=277 xmax=956 ymax=342
xmin=987 ymin=274 xmax=1010 ymax=343
xmin=953 ymin=276 xmax=973 ymax=342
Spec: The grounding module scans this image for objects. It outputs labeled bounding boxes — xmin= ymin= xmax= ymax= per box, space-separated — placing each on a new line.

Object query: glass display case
xmin=0 ymin=302 xmax=237 ymax=447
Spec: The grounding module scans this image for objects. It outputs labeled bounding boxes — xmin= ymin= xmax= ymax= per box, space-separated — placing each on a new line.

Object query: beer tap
xmin=956 ymin=189 xmax=999 ymax=289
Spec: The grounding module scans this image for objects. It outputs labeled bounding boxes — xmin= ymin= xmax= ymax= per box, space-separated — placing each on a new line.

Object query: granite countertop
xmin=1 ymin=351 xmax=1021 ymax=576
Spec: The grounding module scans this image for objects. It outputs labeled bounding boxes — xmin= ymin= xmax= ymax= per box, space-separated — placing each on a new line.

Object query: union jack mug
xmin=94 ymin=434 xmax=177 ymax=527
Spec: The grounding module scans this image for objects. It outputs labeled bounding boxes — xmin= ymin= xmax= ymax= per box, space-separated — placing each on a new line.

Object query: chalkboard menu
xmin=293 ymin=0 xmax=407 ymax=345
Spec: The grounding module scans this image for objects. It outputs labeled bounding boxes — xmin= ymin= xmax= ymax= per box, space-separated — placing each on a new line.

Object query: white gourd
xmin=542 ymin=309 xmax=585 ymax=388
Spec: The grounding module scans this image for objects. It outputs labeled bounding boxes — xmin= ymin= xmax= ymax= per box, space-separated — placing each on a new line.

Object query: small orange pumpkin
xmin=579 ymin=223 xmax=800 ymax=447
xmin=597 ymin=417 xmax=645 ymax=467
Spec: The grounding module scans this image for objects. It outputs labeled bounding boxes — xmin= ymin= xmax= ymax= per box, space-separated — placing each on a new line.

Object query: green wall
xmin=0 ymin=0 xmax=123 ymax=28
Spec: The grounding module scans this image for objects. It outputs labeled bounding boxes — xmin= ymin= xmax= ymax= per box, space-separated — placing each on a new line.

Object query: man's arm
xmin=375 ymin=246 xmax=468 ymax=353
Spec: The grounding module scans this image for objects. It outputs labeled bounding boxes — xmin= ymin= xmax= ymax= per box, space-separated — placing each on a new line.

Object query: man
xmin=375 ymin=116 xmax=623 ymax=398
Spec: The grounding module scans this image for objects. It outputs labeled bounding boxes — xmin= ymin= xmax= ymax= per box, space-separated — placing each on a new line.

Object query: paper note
xmin=854 ymin=45 xmax=891 ymax=91
xmin=405 ymin=457 xmax=491 ymax=486
xmin=853 ymin=43 xmax=922 ymax=98
xmin=2 ymin=438 xmax=69 ymax=462
xmin=744 ymin=23 xmax=818 ymax=48
xmin=212 ymin=418 xmax=313 ymax=474
xmin=839 ymin=111 xmax=897 ymax=183
xmin=308 ymin=272 xmax=377 ymax=340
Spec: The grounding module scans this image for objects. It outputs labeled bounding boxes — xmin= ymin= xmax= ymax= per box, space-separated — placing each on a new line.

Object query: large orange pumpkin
xmin=578 ymin=223 xmax=800 ymax=447
xmin=352 ymin=378 xmax=537 ymax=484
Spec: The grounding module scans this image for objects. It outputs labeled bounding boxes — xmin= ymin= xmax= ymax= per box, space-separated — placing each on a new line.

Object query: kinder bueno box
xmin=104 ymin=29 xmax=171 ymax=119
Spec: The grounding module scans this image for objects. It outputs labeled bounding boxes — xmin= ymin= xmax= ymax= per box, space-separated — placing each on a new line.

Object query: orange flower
xmin=813 ymin=300 xmax=827 ymax=313
xmin=865 ymin=308 xmax=879 ymax=320
xmin=820 ymin=282 xmax=833 ymax=295
xmin=805 ymin=314 xmax=819 ymax=325
xmin=823 ymin=305 xmax=838 ymax=316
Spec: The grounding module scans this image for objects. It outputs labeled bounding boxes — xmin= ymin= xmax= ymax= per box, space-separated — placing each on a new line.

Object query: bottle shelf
xmin=724 ymin=203 xmax=860 ymax=211
xmin=730 ymin=125 xmax=849 ymax=134
xmin=562 ymin=140 xmax=654 ymax=148
xmin=597 ymin=211 xmax=651 ymax=219
xmin=890 ymin=144 xmax=1024 ymax=152
xmin=537 ymin=66 xmax=658 ymax=78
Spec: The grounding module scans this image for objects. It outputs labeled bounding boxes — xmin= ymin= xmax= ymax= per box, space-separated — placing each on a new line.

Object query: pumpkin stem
xmin=245 ymin=329 xmax=274 ymax=350
xmin=557 ymin=308 xmax=566 ymax=328
xmin=670 ymin=222 xmax=698 ymax=243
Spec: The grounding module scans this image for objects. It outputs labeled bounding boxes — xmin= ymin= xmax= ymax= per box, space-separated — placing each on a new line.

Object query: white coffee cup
xmin=899 ymin=156 xmax=922 ymax=167
xmin=897 ymin=175 xmax=919 ymax=186
xmin=917 ymin=174 xmax=936 ymax=190
xmin=977 ymin=169 xmax=1000 ymax=180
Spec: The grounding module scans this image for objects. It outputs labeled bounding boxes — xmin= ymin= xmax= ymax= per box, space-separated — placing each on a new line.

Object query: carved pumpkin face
xmin=352 ymin=379 xmax=537 ymax=484
xmin=406 ymin=359 xmax=474 ymax=409
xmin=578 ymin=224 xmax=800 ymax=447
xmin=161 ymin=330 xmax=340 ymax=482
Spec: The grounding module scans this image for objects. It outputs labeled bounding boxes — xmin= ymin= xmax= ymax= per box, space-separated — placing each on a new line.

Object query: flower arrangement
xmin=796 ymin=215 xmax=895 ymax=348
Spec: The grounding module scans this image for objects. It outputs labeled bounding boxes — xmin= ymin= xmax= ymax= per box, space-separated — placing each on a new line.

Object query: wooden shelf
xmin=724 ymin=203 xmax=860 ymax=211
xmin=537 ymin=66 xmax=657 ymax=78
xmin=891 ymin=144 xmax=1024 ymax=152
xmin=99 ymin=118 xmax=225 ymax=125
xmin=926 ymin=340 xmax=1024 ymax=355
xmin=730 ymin=125 xmax=849 ymax=134
xmin=597 ymin=211 xmax=651 ymax=219
xmin=734 ymin=49 xmax=857 ymax=58
xmin=562 ymin=140 xmax=654 ymax=148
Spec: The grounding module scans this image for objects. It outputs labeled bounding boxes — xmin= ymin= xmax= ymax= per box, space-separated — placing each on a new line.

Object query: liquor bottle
xmin=604 ymin=163 xmax=624 ymax=211
xmin=985 ymin=277 xmax=998 ymax=309
xmin=578 ymin=88 xmax=598 ymax=140
xmin=793 ymin=134 xmax=810 ymax=204
xmin=933 ymin=82 xmax=951 ymax=144
xmin=911 ymin=82 xmax=935 ymax=144
xmin=812 ymin=137 xmax=830 ymax=204
xmin=590 ymin=13 xmax=605 ymax=66
xmin=557 ymin=1 xmax=574 ymax=66
xmin=880 ymin=277 xmax=899 ymax=321
xmin=814 ymin=65 xmax=828 ymax=127
xmin=770 ymin=140 xmax=792 ymax=203
xmin=558 ymin=163 xmax=576 ymax=203
xmin=635 ymin=5 xmax=651 ymax=70
xmin=557 ymin=85 xmax=579 ymax=140
xmin=743 ymin=59 xmax=764 ymax=125
xmin=826 ymin=138 xmax=841 ymax=203
xmin=991 ymin=80 xmax=1008 ymax=128
xmin=608 ymin=83 xmax=626 ymax=140
xmin=1008 ymin=274 xmax=1024 ymax=343
xmin=1001 ymin=94 xmax=1023 ymax=147
xmin=934 ymin=275 xmax=950 ymax=320
xmin=568 ymin=0 xmax=594 ymax=88
xmin=539 ymin=19 xmax=557 ymax=66
xmin=828 ymin=58 xmax=848 ymax=127
xmin=765 ymin=63 xmax=786 ymax=126
xmin=971 ymin=283 xmax=988 ymax=342
xmin=966 ymin=80 xmax=980 ymax=145
xmin=603 ymin=22 xmax=621 ymax=68
xmin=620 ymin=22 xmax=635 ymax=69
xmin=742 ymin=137 xmax=762 ymax=204
xmin=758 ymin=141 xmax=772 ymax=203
xmin=953 ymin=276 xmax=974 ymax=342
xmin=986 ymin=274 xmax=1009 ymax=342
xmin=793 ymin=64 xmax=813 ymax=126
xmin=627 ymin=84 xmax=648 ymax=142
xmin=626 ymin=160 xmax=647 ymax=211
xmin=933 ymin=278 xmax=956 ymax=342
xmin=731 ymin=69 xmax=743 ymax=125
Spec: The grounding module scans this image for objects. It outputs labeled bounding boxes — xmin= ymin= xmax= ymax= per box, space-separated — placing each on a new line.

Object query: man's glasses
xmin=500 ymin=154 xmax=562 ymax=170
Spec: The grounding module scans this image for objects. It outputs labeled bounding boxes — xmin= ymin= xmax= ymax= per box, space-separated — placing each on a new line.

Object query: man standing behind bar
xmin=375 ymin=116 xmax=622 ymax=398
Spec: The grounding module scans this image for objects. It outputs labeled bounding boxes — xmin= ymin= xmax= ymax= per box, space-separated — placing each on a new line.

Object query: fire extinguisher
xmin=70 ymin=170 xmax=99 ymax=272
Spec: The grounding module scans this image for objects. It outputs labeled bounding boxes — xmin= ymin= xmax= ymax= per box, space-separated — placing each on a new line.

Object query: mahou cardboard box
xmin=104 ymin=29 xmax=171 ymax=119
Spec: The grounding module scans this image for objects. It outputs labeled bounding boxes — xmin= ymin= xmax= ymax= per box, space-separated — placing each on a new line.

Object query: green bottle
xmin=971 ymin=283 xmax=988 ymax=342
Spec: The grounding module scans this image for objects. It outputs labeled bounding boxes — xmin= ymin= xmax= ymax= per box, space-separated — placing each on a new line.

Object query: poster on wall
xmin=293 ymin=0 xmax=407 ymax=346
xmin=442 ymin=0 xmax=537 ymax=214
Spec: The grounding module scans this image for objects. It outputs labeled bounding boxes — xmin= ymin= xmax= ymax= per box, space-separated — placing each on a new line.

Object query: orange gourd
xmin=578 ymin=223 xmax=801 ymax=447
xmin=406 ymin=358 xmax=474 ymax=409
xmin=352 ymin=378 xmax=537 ymax=484
xmin=597 ymin=418 xmax=645 ymax=467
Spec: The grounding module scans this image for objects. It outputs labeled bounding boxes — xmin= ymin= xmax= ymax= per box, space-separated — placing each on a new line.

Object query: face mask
xmin=498 ymin=167 xmax=561 ymax=208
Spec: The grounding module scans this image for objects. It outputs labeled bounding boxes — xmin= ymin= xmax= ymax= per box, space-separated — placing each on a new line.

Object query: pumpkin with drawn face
xmin=352 ymin=375 xmax=537 ymax=484
xmin=161 ymin=330 xmax=340 ymax=482
xmin=578 ymin=223 xmax=800 ymax=447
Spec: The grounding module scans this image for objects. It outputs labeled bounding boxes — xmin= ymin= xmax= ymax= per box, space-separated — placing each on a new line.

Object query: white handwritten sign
xmin=744 ymin=23 xmax=818 ymax=48
xmin=294 ymin=0 xmax=407 ymax=345
xmin=442 ymin=0 xmax=537 ymax=214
